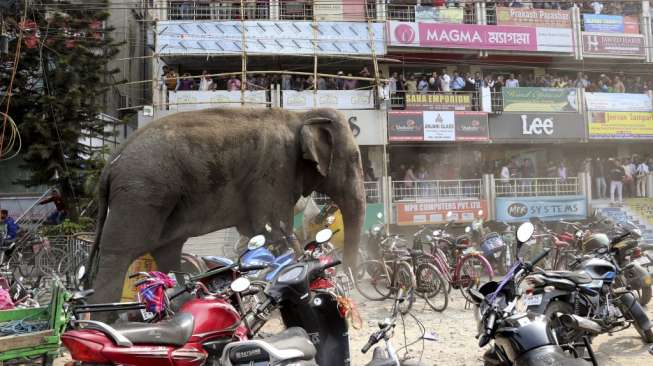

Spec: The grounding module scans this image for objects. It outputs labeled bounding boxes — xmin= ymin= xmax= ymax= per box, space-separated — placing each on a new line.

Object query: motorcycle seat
xmin=542 ymin=271 xmax=592 ymax=285
xmin=112 ymin=312 xmax=194 ymax=346
xmin=259 ymin=327 xmax=316 ymax=359
xmin=227 ymin=327 xmax=317 ymax=363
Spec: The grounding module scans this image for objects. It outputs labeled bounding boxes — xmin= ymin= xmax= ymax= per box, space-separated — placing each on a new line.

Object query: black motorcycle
xmin=469 ymin=221 xmax=596 ymax=366
xmin=524 ymin=231 xmax=653 ymax=345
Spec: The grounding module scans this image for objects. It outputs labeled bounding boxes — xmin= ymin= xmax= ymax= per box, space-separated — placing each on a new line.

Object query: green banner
xmin=502 ymin=87 xmax=578 ymax=112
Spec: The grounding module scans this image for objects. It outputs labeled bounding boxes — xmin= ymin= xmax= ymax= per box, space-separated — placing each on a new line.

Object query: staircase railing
xmin=14 ymin=187 xmax=56 ymax=247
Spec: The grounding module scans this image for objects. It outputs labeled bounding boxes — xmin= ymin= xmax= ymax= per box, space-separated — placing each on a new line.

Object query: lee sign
xmin=489 ymin=113 xmax=585 ymax=141
xmin=495 ymin=196 xmax=587 ymax=222
xmin=387 ymin=21 xmax=573 ymax=53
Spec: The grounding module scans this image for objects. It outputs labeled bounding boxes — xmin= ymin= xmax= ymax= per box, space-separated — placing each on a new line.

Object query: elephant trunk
xmin=335 ymin=180 xmax=366 ymax=272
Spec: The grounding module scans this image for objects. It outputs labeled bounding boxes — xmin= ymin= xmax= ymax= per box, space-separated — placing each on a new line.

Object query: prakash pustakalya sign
xmin=388 ymin=111 xmax=488 ymax=142
xmin=387 ymin=21 xmax=573 ymax=53
xmin=495 ymin=196 xmax=587 ymax=222
xmin=502 ymin=87 xmax=578 ymax=112
xmin=156 ymin=20 xmax=386 ymax=56
xmin=489 ymin=113 xmax=585 ymax=141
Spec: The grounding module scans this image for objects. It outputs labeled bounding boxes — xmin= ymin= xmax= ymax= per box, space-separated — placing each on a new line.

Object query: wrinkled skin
xmin=87 ymin=108 xmax=365 ymax=307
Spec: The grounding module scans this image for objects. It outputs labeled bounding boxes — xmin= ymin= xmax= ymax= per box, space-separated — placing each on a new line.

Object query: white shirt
xmin=199 ymin=77 xmax=213 ymax=91
xmin=500 ymin=166 xmax=510 ymax=180
xmin=637 ymin=163 xmax=650 ymax=175
xmin=440 ymin=74 xmax=451 ymax=92
xmin=591 ymin=2 xmax=603 ymax=14
xmin=506 ymin=78 xmax=520 ymax=88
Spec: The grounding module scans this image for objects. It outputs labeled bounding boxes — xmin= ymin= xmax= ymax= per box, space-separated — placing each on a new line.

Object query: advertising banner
xmin=415 ymin=5 xmax=464 ymax=23
xmin=582 ymin=14 xmax=640 ymax=34
xmin=282 ymin=90 xmax=374 ymax=110
xmin=387 ymin=21 xmax=573 ymax=53
xmin=497 ymin=7 xmax=571 ymax=28
xmin=169 ymin=91 xmax=267 ymax=111
xmin=489 ymin=113 xmax=585 ymax=141
xmin=588 ymin=112 xmax=653 ymax=139
xmin=502 ymin=87 xmax=578 ymax=112
xmin=157 ymin=20 xmax=386 ymax=56
xmin=388 ymin=111 xmax=424 ymax=141
xmin=341 ymin=110 xmax=386 ymax=145
xmin=495 ymin=195 xmax=587 ymax=222
xmin=405 ymin=93 xmax=472 ymax=111
xmin=423 ymin=111 xmax=455 ymax=141
xmin=396 ymin=199 xmax=487 ymax=225
xmin=455 ymin=112 xmax=490 ymax=141
xmin=585 ymin=93 xmax=652 ymax=112
xmin=582 ymin=33 xmax=645 ymax=57
xmin=389 ymin=111 xmax=489 ymax=142
xmin=314 ymin=0 xmax=366 ymax=21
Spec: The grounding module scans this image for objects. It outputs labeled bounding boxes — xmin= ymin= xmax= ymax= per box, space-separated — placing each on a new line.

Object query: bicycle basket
xmin=480 ymin=234 xmax=506 ymax=256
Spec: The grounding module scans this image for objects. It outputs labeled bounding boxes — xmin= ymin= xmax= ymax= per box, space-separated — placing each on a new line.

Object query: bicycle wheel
xmin=394 ymin=261 xmax=416 ymax=315
xmin=416 ymin=263 xmax=448 ymax=312
xmin=354 ymin=259 xmax=391 ymax=301
xmin=8 ymin=245 xmax=36 ymax=279
xmin=35 ymin=246 xmax=67 ymax=276
xmin=432 ymin=248 xmax=453 ymax=294
xmin=458 ymin=254 xmax=493 ymax=303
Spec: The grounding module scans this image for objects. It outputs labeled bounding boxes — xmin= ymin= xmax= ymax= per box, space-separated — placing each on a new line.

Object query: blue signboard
xmin=495 ymin=195 xmax=587 ymax=222
xmin=583 ymin=14 xmax=624 ymax=33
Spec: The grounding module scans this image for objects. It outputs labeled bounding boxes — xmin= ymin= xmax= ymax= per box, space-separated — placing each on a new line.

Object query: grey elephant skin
xmin=87 ymin=108 xmax=366 ymax=306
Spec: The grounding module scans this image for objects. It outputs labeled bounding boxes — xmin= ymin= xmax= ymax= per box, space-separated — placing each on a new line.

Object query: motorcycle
xmin=468 ymin=210 xmax=508 ymax=275
xmin=523 ymin=231 xmax=653 ymax=345
xmin=468 ymin=221 xmax=596 ymax=366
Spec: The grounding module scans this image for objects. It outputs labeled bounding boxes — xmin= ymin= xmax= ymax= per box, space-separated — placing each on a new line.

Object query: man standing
xmin=637 ymin=159 xmax=650 ymax=197
xmin=609 ymin=159 xmax=625 ymax=204
xmin=1 ymin=209 xmax=19 ymax=244
xmin=593 ymin=157 xmax=607 ymax=199
xmin=451 ymin=72 xmax=465 ymax=91
xmin=39 ymin=189 xmax=68 ymax=225
xmin=440 ymin=69 xmax=451 ymax=92
xmin=505 ymin=74 xmax=519 ymax=88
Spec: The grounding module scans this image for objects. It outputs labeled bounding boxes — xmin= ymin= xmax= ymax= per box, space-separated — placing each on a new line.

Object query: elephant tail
xmin=86 ymin=165 xmax=111 ymax=287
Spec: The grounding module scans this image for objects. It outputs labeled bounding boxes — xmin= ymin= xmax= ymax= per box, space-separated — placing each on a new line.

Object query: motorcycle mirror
xmin=377 ymin=212 xmax=383 ymax=219
xmin=326 ymin=215 xmax=336 ymax=225
xmin=432 ymin=229 xmax=440 ymax=237
xmin=465 ymin=226 xmax=471 ymax=233
xmin=247 ymin=235 xmax=266 ymax=250
xmin=315 ymin=228 xmax=333 ymax=244
xmin=265 ymin=224 xmax=272 ymax=233
xmin=468 ymin=288 xmax=484 ymax=305
xmin=230 ymin=277 xmax=251 ymax=293
xmin=477 ymin=210 xmax=484 ymax=217
xmin=77 ymin=265 xmax=86 ymax=281
xmin=517 ymin=222 xmax=535 ymax=244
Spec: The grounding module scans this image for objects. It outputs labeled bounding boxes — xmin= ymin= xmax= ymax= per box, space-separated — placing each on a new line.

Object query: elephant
xmin=86 ymin=107 xmax=366 ymax=306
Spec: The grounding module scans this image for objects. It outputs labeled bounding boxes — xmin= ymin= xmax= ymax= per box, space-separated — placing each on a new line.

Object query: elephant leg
xmin=151 ymin=238 xmax=186 ymax=274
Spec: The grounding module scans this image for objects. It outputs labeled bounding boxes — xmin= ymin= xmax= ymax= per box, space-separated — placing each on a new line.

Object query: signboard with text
xmin=282 ymin=90 xmax=374 ymax=110
xmin=396 ymin=199 xmax=487 ymax=225
xmin=585 ymin=93 xmax=652 ymax=112
xmin=341 ymin=110 xmax=386 ymax=145
xmin=582 ymin=14 xmax=639 ymax=34
xmin=405 ymin=93 xmax=472 ymax=111
xmin=502 ymin=87 xmax=578 ymax=112
xmin=387 ymin=21 xmax=573 ymax=53
xmin=389 ymin=111 xmax=489 ymax=142
xmin=495 ymin=196 xmax=587 ymax=222
xmin=497 ymin=7 xmax=571 ymax=28
xmin=588 ymin=112 xmax=653 ymax=139
xmin=489 ymin=113 xmax=585 ymax=141
xmin=582 ymin=32 xmax=645 ymax=57
xmin=415 ymin=6 xmax=464 ymax=23
xmin=169 ymin=91 xmax=267 ymax=111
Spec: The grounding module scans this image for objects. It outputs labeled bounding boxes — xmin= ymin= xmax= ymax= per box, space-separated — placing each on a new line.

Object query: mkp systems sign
xmin=495 ymin=196 xmax=587 ymax=222
xmin=489 ymin=113 xmax=585 ymax=141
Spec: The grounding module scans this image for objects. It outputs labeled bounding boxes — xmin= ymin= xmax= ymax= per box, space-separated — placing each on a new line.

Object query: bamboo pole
xmin=240 ymin=0 xmax=247 ymax=106
xmin=311 ymin=12 xmax=318 ymax=108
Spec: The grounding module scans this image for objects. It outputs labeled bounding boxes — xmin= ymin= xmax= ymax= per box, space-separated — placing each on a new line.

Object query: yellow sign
xmin=589 ymin=111 xmax=653 ymax=139
xmin=120 ymin=253 xmax=158 ymax=302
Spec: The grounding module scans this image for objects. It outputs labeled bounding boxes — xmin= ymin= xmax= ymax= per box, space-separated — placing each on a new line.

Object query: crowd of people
xmin=586 ymin=156 xmax=652 ymax=203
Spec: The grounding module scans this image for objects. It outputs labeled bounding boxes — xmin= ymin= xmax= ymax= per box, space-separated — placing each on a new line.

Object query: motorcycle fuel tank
xmin=494 ymin=313 xmax=555 ymax=362
xmin=179 ymin=297 xmax=242 ymax=343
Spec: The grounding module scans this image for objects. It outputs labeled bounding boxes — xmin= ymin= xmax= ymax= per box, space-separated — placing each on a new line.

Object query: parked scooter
xmin=469 ymin=222 xmax=596 ymax=366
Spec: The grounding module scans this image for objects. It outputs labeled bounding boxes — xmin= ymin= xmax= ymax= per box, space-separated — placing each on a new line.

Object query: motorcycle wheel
xmin=544 ymin=301 xmax=576 ymax=345
xmin=637 ymin=285 xmax=652 ymax=307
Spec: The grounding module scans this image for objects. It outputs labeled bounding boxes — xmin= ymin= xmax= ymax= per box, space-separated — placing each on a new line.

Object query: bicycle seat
xmin=112 ymin=312 xmax=194 ymax=346
xmin=541 ymin=271 xmax=592 ymax=285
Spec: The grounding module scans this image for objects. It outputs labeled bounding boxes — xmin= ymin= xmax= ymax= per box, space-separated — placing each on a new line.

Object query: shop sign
xmin=405 ymin=92 xmax=472 ymax=111
xmin=341 ymin=110 xmax=386 ymax=145
xmin=388 ymin=111 xmax=489 ymax=142
xmin=387 ymin=21 xmax=573 ymax=53
xmin=495 ymin=196 xmax=587 ymax=222
xmin=489 ymin=113 xmax=585 ymax=141
xmin=282 ymin=90 xmax=374 ymax=110
xmin=585 ymin=92 xmax=652 ymax=112
xmin=502 ymin=87 xmax=578 ymax=112
xmin=388 ymin=111 xmax=424 ymax=141
xmin=497 ymin=7 xmax=571 ymax=28
xmin=582 ymin=14 xmax=640 ymax=34
xmin=582 ymin=33 xmax=645 ymax=57
xmin=415 ymin=5 xmax=464 ymax=24
xmin=314 ymin=0 xmax=366 ymax=21
xmin=588 ymin=112 xmax=653 ymax=139
xmin=396 ymin=199 xmax=487 ymax=225
xmin=169 ymin=91 xmax=267 ymax=111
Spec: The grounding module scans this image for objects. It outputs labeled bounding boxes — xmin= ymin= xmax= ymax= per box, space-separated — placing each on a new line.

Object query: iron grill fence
xmin=495 ymin=177 xmax=581 ymax=197
xmin=392 ymin=179 xmax=483 ymax=202
xmin=311 ymin=181 xmax=381 ymax=204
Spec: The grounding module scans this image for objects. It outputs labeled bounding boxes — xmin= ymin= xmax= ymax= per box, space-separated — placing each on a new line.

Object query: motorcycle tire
xmin=638 ymin=285 xmax=652 ymax=307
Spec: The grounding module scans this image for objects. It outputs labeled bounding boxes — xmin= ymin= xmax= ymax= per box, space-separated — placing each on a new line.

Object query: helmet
xmin=582 ymin=233 xmax=610 ymax=253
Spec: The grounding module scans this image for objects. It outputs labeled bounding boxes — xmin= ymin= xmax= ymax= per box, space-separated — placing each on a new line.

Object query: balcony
xmin=387 ymin=3 xmax=477 ymax=24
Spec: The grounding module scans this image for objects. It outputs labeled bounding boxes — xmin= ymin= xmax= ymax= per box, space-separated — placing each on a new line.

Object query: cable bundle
xmin=0 ymin=111 xmax=21 ymax=161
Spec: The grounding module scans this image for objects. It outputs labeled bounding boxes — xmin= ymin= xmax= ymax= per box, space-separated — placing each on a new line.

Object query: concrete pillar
xmin=483 ymin=174 xmax=495 ymax=220
xmin=647 ymin=174 xmax=653 ymax=198
xmin=382 ymin=176 xmax=393 ymax=230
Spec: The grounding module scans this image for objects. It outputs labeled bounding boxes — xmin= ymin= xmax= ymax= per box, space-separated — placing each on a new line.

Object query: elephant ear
xmin=300 ymin=118 xmax=334 ymax=194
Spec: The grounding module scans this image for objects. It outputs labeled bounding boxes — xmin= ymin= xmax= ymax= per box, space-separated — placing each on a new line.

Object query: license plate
xmin=635 ymin=256 xmax=651 ymax=266
xmin=522 ymin=294 xmax=543 ymax=306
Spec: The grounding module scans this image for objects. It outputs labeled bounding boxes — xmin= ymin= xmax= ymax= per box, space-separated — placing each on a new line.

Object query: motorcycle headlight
xmin=432 ymin=230 xmax=441 ymax=237
xmin=326 ymin=215 xmax=336 ymax=225
xmin=372 ymin=225 xmax=382 ymax=233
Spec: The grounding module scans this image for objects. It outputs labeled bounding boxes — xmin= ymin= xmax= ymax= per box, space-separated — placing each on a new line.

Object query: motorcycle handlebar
xmin=361 ymin=335 xmax=376 ymax=353
xmin=128 ymin=272 xmax=150 ymax=279
xmin=239 ymin=264 xmax=269 ymax=272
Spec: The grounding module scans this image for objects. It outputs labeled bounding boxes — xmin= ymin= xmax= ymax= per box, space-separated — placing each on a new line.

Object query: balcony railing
xmin=387 ymin=4 xmax=477 ymax=24
xmin=392 ymin=179 xmax=483 ymax=202
xmin=495 ymin=177 xmax=580 ymax=197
